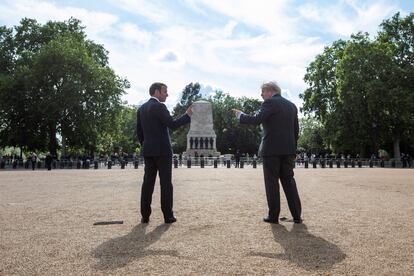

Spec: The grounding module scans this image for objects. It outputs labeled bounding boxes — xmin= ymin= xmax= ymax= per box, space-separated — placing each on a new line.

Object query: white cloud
xmin=199 ymin=84 xmax=216 ymax=98
xmin=117 ymin=23 xmax=152 ymax=46
xmin=178 ymin=0 xmax=210 ymax=17
xmin=247 ymin=36 xmax=324 ymax=67
xmin=0 ymin=0 xmax=409 ymax=113
xmin=0 ymin=0 xmax=118 ymax=41
xmin=222 ymin=20 xmax=238 ymax=37
xmin=149 ymin=49 xmax=186 ymax=68
xmin=106 ymin=0 xmax=169 ymax=23
xmin=298 ymin=0 xmax=400 ymax=37
xmin=197 ymin=0 xmax=295 ymax=38
xmin=107 ymin=14 xmax=322 ymax=108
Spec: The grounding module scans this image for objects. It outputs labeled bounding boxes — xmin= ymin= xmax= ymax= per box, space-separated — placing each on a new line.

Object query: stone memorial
xmin=186 ymin=100 xmax=220 ymax=157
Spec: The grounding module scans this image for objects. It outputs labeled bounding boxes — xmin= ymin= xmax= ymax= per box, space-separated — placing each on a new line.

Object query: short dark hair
xmin=149 ymin=82 xmax=167 ymax=95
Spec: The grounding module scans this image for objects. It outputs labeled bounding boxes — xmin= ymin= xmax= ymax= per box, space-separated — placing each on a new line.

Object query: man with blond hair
xmin=233 ymin=81 xmax=302 ymax=224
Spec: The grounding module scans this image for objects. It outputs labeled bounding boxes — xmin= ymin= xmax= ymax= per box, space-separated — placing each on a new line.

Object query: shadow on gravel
xmin=92 ymin=223 xmax=177 ymax=270
xmin=249 ymin=224 xmax=346 ymax=271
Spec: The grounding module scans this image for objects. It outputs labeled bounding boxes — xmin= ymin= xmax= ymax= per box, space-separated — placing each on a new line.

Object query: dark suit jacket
xmin=240 ymin=94 xmax=299 ymax=156
xmin=137 ymin=98 xmax=190 ymax=157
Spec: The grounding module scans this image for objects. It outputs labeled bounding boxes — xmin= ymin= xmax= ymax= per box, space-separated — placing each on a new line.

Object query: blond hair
xmin=261 ymin=81 xmax=281 ymax=94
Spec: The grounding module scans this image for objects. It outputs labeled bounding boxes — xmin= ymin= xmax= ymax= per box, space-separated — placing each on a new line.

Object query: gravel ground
xmin=0 ymin=167 xmax=413 ymax=275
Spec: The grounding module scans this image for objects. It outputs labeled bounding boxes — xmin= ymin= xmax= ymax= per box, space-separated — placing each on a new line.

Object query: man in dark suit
xmin=233 ymin=81 xmax=302 ymax=224
xmin=137 ymin=82 xmax=192 ymax=224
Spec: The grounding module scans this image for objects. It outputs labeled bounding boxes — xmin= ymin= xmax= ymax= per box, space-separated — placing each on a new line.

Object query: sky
xmin=0 ymin=0 xmax=413 ymax=111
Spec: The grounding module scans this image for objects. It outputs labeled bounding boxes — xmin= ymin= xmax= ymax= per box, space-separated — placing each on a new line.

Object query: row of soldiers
xmin=0 ymin=152 xmax=53 ymax=170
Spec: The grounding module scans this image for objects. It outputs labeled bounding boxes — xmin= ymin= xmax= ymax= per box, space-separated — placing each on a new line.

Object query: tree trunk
xmin=393 ymin=135 xmax=400 ymax=159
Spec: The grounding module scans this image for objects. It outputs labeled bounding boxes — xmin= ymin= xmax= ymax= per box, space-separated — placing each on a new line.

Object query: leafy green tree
xmin=300 ymin=40 xmax=347 ymax=154
xmin=170 ymin=83 xmax=262 ymax=155
xmin=379 ymin=12 xmax=414 ymax=67
xmin=209 ymin=91 xmax=262 ymax=154
xmin=301 ymin=39 xmax=346 ymax=123
xmin=377 ymin=12 xmax=414 ymax=157
xmin=297 ymin=117 xmax=325 ymax=154
xmin=0 ymin=18 xmax=129 ymax=157
xmin=335 ymin=33 xmax=396 ymax=155
xmin=171 ymin=83 xmax=202 ymax=153
xmin=31 ymin=34 xmax=128 ymax=156
xmin=0 ymin=26 xmax=14 ymax=74
xmin=301 ymin=12 xmax=414 ymax=157
xmin=0 ymin=24 xmax=47 ymax=154
xmin=110 ymin=105 xmax=140 ymax=155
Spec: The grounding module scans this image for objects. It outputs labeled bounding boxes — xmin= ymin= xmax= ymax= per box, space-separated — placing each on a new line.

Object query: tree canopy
xmin=171 ymin=83 xmax=262 ymax=155
xmin=0 ymin=18 xmax=129 ymax=157
xmin=300 ymin=12 xmax=414 ymax=158
xmin=4 ymin=12 xmax=412 ymax=159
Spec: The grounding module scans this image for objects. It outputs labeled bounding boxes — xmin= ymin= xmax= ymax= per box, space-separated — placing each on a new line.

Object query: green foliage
xmin=378 ymin=12 xmax=414 ymax=67
xmin=297 ymin=118 xmax=325 ymax=154
xmin=0 ymin=17 xmax=129 ymax=156
xmin=171 ymin=84 xmax=262 ymax=155
xmin=171 ymin=83 xmax=202 ymax=153
xmin=377 ymin=12 xmax=414 ymax=156
xmin=109 ymin=105 xmax=140 ymax=155
xmin=209 ymin=91 xmax=262 ymax=154
xmin=301 ymin=39 xmax=346 ymax=123
xmin=300 ymin=12 xmax=414 ymax=157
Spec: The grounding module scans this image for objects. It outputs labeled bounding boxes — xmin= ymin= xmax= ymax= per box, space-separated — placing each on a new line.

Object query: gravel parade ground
xmin=1 ymin=168 xmax=413 ymax=275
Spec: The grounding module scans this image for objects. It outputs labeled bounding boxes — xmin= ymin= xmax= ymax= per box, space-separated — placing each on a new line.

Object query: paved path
xmin=1 ymin=168 xmax=413 ymax=275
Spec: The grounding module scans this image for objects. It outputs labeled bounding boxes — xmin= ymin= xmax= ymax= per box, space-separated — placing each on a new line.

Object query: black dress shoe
xmin=293 ymin=218 xmax=303 ymax=224
xmin=263 ymin=216 xmax=279 ymax=224
xmin=141 ymin=217 xmax=149 ymax=223
xmin=164 ymin=217 xmax=177 ymax=224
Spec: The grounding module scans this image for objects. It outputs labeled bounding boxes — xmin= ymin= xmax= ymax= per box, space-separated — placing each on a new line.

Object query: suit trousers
xmin=141 ymin=156 xmax=173 ymax=219
xmin=262 ymin=155 xmax=302 ymax=220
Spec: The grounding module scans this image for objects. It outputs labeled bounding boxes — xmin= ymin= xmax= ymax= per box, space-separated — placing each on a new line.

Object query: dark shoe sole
xmin=263 ymin=217 xmax=279 ymax=224
xmin=164 ymin=218 xmax=177 ymax=224
xmin=280 ymin=217 xmax=303 ymax=223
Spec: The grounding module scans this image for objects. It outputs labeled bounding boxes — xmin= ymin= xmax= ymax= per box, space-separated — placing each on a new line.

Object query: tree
xmin=209 ymin=91 xmax=262 ymax=154
xmin=0 ymin=18 xmax=129 ymax=156
xmin=377 ymin=12 xmax=414 ymax=158
xmin=335 ymin=33 xmax=398 ymax=155
xmin=0 ymin=23 xmax=47 ymax=154
xmin=110 ymin=105 xmax=140 ymax=155
xmin=171 ymin=83 xmax=202 ymax=153
xmin=300 ymin=40 xmax=347 ymax=154
xmin=31 ymin=34 xmax=128 ymax=156
xmin=300 ymin=12 xmax=414 ymax=157
xmin=171 ymin=83 xmax=262 ymax=155
xmin=297 ymin=117 xmax=325 ymax=154
xmin=301 ymin=40 xmax=346 ymax=123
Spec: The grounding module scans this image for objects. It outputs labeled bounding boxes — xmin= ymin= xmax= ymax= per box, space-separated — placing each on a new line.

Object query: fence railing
xmin=0 ymin=157 xmax=412 ymax=170
xmin=294 ymin=158 xmax=411 ymax=168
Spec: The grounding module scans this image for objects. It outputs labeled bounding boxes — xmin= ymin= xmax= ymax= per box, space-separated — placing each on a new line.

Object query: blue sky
xmin=0 ymin=0 xmax=412 ymax=111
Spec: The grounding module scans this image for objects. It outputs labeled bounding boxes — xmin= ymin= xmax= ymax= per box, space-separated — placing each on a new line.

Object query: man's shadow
xmin=92 ymin=223 xmax=177 ymax=270
xmin=249 ymin=224 xmax=346 ymax=271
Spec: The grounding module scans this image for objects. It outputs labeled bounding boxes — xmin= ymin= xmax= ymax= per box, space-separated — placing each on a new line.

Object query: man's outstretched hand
xmin=232 ymin=108 xmax=243 ymax=119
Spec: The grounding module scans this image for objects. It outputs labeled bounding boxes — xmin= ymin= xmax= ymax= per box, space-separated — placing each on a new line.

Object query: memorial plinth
xmin=186 ymin=101 xmax=220 ymax=157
